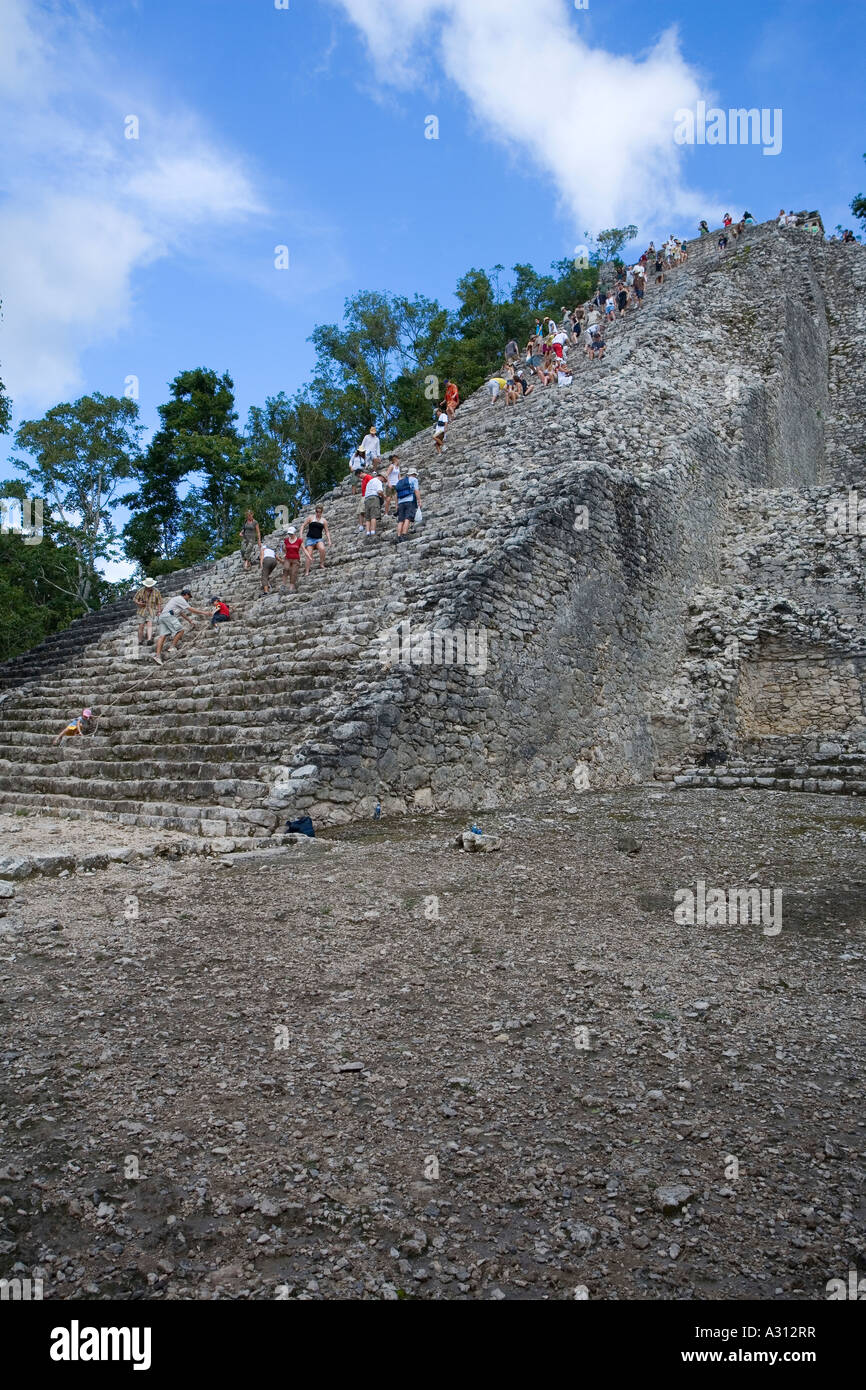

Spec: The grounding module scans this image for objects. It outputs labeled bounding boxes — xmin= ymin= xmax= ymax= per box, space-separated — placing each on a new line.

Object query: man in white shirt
xmin=360 ymin=426 xmax=381 ymax=466
xmin=153 ymin=589 xmax=210 ymax=664
xmin=433 ymin=411 xmax=448 ymax=453
xmin=363 ymin=471 xmax=385 ymax=537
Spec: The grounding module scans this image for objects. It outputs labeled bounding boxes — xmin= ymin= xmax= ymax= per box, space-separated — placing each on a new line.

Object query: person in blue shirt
xmin=395 ymin=467 xmax=421 ymax=541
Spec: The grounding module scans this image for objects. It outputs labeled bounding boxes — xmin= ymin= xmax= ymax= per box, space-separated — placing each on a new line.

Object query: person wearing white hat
xmin=133 ymin=576 xmax=161 ymax=644
xmin=281 ymin=526 xmax=303 ymax=593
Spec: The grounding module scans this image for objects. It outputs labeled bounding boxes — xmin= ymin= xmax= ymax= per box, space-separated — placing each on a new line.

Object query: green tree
xmin=309 ymin=290 xmax=450 ymax=450
xmin=304 ymin=255 xmax=601 ymax=453
xmin=593 ymin=225 xmax=639 ymax=266
xmin=0 ymin=478 xmax=116 ymax=661
xmin=158 ymin=368 xmax=244 ymax=556
xmin=242 ymin=392 xmax=310 ymax=519
xmin=261 ymin=390 xmax=344 ymax=501
xmin=124 ymin=368 xmax=254 ymax=572
xmin=11 ymin=393 xmax=141 ymax=609
xmin=122 ymin=427 xmax=188 ymax=573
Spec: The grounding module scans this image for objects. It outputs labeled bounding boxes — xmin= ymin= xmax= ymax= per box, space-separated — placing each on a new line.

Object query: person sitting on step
xmin=53 ymin=709 xmax=93 ymax=745
xmin=210 ymin=597 xmax=230 ymax=627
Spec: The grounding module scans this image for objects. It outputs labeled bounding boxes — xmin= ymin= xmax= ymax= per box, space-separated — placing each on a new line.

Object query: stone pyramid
xmin=0 ymin=216 xmax=863 ymax=834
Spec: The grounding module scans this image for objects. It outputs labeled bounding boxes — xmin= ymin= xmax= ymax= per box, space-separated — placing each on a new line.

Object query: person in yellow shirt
xmin=486 ymin=376 xmax=508 ymax=405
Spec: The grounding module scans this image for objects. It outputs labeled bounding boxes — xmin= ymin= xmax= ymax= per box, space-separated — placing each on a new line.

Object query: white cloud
xmin=333 ymin=0 xmax=719 ymax=237
xmin=0 ymin=0 xmax=264 ymax=414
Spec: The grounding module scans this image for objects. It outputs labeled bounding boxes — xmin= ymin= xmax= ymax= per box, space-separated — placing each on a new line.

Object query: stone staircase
xmin=1 ymin=217 xmax=864 ymax=831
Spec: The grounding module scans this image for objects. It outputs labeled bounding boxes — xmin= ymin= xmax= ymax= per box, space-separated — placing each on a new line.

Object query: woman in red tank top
xmin=281 ymin=527 xmax=303 ymax=593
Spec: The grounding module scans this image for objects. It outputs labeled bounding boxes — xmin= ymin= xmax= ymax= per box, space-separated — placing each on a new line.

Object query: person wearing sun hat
xmin=53 ymin=708 xmax=93 ymax=745
xmin=281 ymin=526 xmax=303 ymax=593
xmin=133 ymin=576 xmax=162 ymax=645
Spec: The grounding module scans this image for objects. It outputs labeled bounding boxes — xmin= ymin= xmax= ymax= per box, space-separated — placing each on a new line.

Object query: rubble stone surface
xmin=0 ymin=790 xmax=863 ymax=1301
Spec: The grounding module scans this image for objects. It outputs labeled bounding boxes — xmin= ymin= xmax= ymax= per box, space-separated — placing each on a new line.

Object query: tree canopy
xmin=12 ymin=393 xmax=141 ymax=610
xmin=3 ymin=241 xmax=608 ymax=644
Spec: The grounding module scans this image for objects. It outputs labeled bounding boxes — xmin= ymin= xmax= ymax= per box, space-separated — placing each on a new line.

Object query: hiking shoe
xmin=152 ymin=655 xmax=163 ymax=665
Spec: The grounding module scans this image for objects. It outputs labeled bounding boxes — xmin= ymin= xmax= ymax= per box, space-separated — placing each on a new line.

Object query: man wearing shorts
xmin=486 ymin=376 xmax=507 ymax=405
xmin=394 ymin=468 xmax=420 ymax=541
xmin=444 ymin=379 xmax=459 ymax=418
xmin=362 ymin=473 xmax=384 ymax=537
xmin=590 ymin=334 xmax=605 ymax=361
xmin=152 ymin=589 xmax=209 ymax=664
xmin=433 ymin=411 xmax=448 ymax=452
xmin=358 ymin=468 xmax=374 ymax=531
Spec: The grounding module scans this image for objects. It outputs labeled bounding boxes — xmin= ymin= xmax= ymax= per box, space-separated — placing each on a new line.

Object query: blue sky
xmin=1 ymin=0 xmax=863 ymax=454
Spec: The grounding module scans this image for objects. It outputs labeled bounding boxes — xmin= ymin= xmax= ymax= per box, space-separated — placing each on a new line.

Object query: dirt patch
xmin=0 ymin=788 xmax=863 ymax=1301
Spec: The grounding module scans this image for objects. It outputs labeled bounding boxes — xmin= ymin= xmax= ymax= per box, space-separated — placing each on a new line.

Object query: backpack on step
xmin=286 ymin=815 xmax=315 ymax=838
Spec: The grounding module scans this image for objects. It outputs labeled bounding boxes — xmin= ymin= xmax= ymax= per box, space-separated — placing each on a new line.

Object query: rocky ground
xmin=1 ymin=787 xmax=863 ymax=1301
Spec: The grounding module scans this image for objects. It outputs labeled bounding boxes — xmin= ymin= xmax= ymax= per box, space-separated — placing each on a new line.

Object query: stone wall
xmin=283 ymin=223 xmax=866 ymax=817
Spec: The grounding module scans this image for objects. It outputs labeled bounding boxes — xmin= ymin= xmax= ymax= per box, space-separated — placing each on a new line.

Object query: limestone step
xmin=0 ymin=767 xmax=272 ymax=802
xmin=665 ymin=768 xmax=866 ymax=794
xmin=0 ymin=729 xmax=285 ymax=753
xmin=0 ymin=788 xmax=275 ymax=835
xmin=4 ymin=678 xmax=364 ymax=715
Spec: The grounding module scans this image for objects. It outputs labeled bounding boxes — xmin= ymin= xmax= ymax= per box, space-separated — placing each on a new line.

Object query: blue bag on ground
xmin=286 ymin=816 xmax=315 ymax=837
